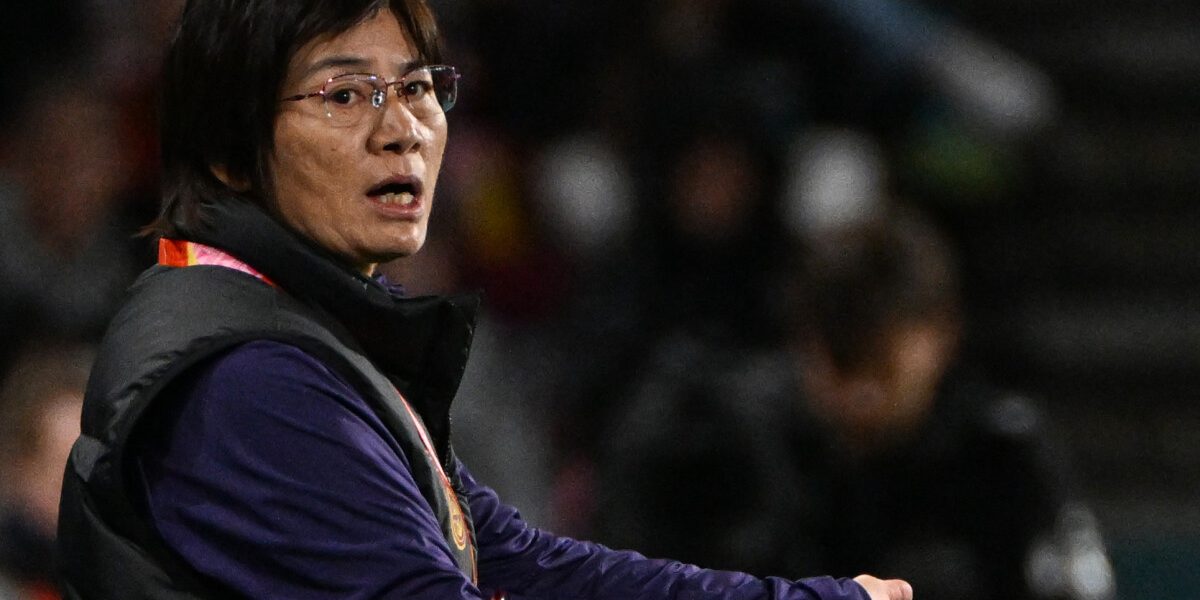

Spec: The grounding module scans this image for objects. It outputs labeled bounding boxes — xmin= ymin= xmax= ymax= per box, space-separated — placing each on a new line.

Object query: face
xmin=270 ymin=10 xmax=447 ymax=274
xmin=801 ymin=322 xmax=955 ymax=453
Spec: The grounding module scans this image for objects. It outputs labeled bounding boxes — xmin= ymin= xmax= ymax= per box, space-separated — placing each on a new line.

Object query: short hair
xmin=150 ymin=0 xmax=443 ymax=237
xmin=793 ymin=210 xmax=961 ymax=373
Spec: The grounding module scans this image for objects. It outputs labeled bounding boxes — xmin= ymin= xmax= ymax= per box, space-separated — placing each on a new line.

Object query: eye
xmin=327 ymin=88 xmax=358 ymax=105
xmin=401 ymin=79 xmax=433 ymax=100
xmin=323 ymin=79 xmax=374 ymax=106
xmin=400 ymin=68 xmax=436 ymax=100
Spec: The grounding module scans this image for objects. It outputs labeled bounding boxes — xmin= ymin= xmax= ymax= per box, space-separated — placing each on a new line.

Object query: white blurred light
xmin=922 ymin=23 xmax=1057 ymax=138
xmin=782 ymin=127 xmax=887 ymax=239
xmin=533 ymin=134 xmax=635 ymax=259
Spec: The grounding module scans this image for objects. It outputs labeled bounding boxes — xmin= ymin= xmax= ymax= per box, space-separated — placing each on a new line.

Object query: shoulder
xmin=195 ymin=339 xmax=342 ymax=387
xmin=109 ymin=264 xmax=290 ymax=343
xmin=92 ymin=266 xmax=279 ymax=376
xmin=175 ymin=339 xmax=371 ymax=422
xmin=127 ymin=263 xmax=272 ymax=301
xmin=140 ymin=339 xmax=405 ymax=485
xmin=89 ymin=265 xmax=355 ymax=420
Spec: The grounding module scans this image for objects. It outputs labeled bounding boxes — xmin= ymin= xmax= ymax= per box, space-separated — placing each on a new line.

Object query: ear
xmin=209 ymin=164 xmax=251 ymax=192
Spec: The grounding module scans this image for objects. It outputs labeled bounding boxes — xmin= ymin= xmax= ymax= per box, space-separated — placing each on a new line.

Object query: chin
xmin=387 ymin=225 xmax=427 ymax=254
xmin=368 ymin=240 xmax=426 ymax=263
xmin=392 ymin=239 xmax=426 ymax=258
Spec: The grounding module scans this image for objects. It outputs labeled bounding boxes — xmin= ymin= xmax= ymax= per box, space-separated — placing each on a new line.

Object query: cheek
xmin=270 ymin=119 xmax=362 ymax=217
xmin=273 ymin=137 xmax=341 ymax=194
xmin=423 ymin=121 xmax=449 ymax=186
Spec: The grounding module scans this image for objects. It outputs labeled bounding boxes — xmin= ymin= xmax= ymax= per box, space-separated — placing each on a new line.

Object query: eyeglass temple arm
xmin=281 ymin=91 xmax=323 ymax=103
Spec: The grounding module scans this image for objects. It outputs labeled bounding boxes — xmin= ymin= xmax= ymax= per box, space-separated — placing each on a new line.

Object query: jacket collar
xmin=177 ymin=198 xmax=479 ymax=437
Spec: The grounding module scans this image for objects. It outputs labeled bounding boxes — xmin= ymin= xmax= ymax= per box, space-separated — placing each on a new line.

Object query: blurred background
xmin=0 ymin=0 xmax=1196 ymax=598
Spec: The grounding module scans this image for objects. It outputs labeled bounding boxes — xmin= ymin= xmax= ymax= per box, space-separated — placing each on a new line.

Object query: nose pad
xmin=371 ymin=88 xmax=387 ymax=109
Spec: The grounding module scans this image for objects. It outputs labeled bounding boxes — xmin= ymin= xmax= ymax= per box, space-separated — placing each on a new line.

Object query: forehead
xmin=287 ymin=10 xmax=421 ymax=84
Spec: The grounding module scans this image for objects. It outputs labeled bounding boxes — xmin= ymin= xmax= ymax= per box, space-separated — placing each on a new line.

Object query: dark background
xmin=0 ymin=1 xmax=1195 ymax=597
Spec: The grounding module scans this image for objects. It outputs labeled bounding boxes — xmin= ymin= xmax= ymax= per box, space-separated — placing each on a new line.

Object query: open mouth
xmin=367 ymin=179 xmax=421 ymax=206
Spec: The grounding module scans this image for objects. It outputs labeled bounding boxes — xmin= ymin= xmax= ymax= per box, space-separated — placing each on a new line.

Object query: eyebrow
xmin=301 ymin=55 xmax=427 ymax=81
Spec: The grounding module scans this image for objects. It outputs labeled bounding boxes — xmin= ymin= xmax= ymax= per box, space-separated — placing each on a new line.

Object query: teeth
xmin=377 ymin=192 xmax=415 ymax=206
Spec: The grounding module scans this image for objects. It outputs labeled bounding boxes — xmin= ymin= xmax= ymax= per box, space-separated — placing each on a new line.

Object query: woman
xmin=57 ymin=1 xmax=913 ymax=599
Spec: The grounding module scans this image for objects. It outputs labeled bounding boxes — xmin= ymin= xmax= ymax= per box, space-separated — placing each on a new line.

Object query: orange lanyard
xmin=395 ymin=394 xmax=478 ymax=583
xmin=157 ymin=238 xmax=274 ymax=286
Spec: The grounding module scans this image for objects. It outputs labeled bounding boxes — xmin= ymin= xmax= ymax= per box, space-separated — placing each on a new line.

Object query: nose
xmin=370 ymin=92 xmax=427 ymax=155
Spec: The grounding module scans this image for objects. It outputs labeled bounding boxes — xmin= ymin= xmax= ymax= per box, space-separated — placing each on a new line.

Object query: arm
xmin=133 ymin=340 xmax=487 ymax=599
xmin=462 ymin=465 xmax=906 ymax=600
xmin=133 ymin=340 xmax=908 ymax=600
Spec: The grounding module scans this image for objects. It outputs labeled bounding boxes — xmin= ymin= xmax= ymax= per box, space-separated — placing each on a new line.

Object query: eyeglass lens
xmin=321 ymin=66 xmax=458 ymax=127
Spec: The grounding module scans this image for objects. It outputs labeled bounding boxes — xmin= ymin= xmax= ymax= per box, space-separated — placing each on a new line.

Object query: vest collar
xmin=175 ymin=198 xmax=479 ymax=450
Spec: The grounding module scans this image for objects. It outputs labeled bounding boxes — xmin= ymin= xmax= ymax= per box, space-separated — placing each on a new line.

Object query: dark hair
xmin=793 ymin=210 xmax=961 ymax=373
xmin=150 ymin=0 xmax=443 ymax=237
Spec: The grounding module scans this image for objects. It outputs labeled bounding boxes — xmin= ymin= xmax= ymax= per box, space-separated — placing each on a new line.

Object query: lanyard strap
xmin=158 ymin=238 xmax=274 ymax=286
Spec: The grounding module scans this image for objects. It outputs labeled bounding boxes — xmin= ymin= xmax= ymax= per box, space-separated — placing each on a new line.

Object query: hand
xmin=853 ymin=575 xmax=913 ymax=600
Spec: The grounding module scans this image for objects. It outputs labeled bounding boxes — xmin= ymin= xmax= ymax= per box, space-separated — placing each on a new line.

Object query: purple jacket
xmin=135 ymin=340 xmax=869 ymax=600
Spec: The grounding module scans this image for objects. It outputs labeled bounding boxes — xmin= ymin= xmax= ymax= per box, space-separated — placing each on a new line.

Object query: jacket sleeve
xmin=462 ymin=464 xmax=869 ymax=600
xmin=135 ymin=341 xmax=490 ymax=600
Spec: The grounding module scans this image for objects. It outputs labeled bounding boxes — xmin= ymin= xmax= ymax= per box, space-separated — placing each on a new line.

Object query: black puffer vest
xmin=57 ymin=200 xmax=480 ymax=598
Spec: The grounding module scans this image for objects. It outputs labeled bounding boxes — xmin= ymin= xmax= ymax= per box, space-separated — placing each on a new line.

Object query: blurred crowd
xmin=0 ymin=0 xmax=1126 ymax=599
